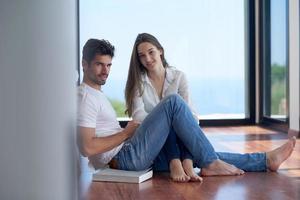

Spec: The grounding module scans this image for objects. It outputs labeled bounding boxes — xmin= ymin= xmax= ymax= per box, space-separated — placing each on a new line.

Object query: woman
xmin=125 ymin=33 xmax=201 ymax=182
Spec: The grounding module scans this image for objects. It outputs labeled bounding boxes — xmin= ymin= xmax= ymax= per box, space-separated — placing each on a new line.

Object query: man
xmin=77 ymin=38 xmax=296 ymax=179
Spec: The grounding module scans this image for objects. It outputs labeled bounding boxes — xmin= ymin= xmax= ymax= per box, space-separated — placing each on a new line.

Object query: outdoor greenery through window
xmin=79 ymin=0 xmax=247 ymax=119
xmin=271 ymin=64 xmax=286 ymax=116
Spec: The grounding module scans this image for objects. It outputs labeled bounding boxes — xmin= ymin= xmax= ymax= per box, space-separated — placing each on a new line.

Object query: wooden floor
xmin=79 ymin=126 xmax=300 ymax=200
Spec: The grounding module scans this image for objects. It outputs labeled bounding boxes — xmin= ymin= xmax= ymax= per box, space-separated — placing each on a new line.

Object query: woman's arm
xmin=177 ymin=71 xmax=199 ymax=122
xmin=131 ymin=90 xmax=148 ymax=122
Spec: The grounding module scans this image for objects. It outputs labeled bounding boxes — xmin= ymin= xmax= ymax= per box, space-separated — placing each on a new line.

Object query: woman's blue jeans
xmin=114 ymin=94 xmax=266 ymax=172
xmin=161 ymin=127 xmax=193 ymax=163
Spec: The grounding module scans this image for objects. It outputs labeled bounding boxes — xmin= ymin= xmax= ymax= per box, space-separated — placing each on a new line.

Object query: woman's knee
xmin=164 ymin=94 xmax=183 ymax=102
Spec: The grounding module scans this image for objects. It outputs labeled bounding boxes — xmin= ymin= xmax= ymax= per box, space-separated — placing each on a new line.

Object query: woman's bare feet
xmin=266 ymin=136 xmax=296 ymax=171
xmin=169 ymin=159 xmax=190 ymax=182
xmin=201 ymin=159 xmax=244 ymax=176
xmin=182 ymin=159 xmax=203 ymax=182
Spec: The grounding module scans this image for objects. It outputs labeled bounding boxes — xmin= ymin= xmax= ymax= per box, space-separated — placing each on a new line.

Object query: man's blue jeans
xmin=114 ymin=94 xmax=266 ymax=172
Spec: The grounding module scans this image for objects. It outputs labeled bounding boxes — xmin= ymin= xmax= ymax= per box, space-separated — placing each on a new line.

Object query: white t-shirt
xmin=77 ymin=83 xmax=123 ymax=169
xmin=132 ymin=67 xmax=199 ymax=122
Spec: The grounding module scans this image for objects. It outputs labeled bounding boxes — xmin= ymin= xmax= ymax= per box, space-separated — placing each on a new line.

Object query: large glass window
xmin=262 ymin=0 xmax=288 ymax=121
xmin=79 ymin=0 xmax=247 ymax=120
xmin=270 ymin=0 xmax=288 ymax=118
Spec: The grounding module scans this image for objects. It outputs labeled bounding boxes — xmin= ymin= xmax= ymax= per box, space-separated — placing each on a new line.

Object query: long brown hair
xmin=125 ymin=33 xmax=168 ymax=116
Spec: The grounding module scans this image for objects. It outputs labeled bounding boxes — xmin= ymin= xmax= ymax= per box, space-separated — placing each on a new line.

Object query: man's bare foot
xmin=169 ymin=159 xmax=190 ymax=182
xmin=267 ymin=136 xmax=296 ymax=171
xmin=201 ymin=159 xmax=244 ymax=176
xmin=182 ymin=159 xmax=203 ymax=182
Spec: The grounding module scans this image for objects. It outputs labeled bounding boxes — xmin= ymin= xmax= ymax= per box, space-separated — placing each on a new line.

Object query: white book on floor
xmin=92 ymin=168 xmax=153 ymax=183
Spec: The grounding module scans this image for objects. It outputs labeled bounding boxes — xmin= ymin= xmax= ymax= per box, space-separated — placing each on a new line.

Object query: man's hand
xmin=123 ymin=120 xmax=140 ymax=138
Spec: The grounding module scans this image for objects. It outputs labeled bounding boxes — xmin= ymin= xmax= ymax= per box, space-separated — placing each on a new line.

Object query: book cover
xmin=92 ymin=168 xmax=153 ymax=183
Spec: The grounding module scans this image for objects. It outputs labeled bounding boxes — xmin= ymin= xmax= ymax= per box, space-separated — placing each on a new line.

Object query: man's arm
xmin=78 ymin=121 xmax=139 ymax=157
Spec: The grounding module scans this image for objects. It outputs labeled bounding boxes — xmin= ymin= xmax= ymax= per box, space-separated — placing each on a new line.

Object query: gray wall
xmin=0 ymin=1 xmax=78 ymax=199
xmin=289 ymin=0 xmax=300 ymax=131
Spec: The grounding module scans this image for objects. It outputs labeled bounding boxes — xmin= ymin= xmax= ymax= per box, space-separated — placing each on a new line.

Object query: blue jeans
xmin=162 ymin=128 xmax=193 ymax=163
xmin=114 ymin=94 xmax=267 ymax=172
xmin=153 ymin=129 xmax=194 ymax=171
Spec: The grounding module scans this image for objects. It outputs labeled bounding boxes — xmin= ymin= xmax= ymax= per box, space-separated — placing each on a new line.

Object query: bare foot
xmin=201 ymin=159 xmax=244 ymax=176
xmin=182 ymin=159 xmax=203 ymax=182
xmin=267 ymin=136 xmax=296 ymax=171
xmin=169 ymin=159 xmax=190 ymax=182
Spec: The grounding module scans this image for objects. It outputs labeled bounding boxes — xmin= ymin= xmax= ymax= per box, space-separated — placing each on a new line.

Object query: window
xmin=260 ymin=0 xmax=288 ymax=125
xmin=79 ymin=0 xmax=250 ymax=121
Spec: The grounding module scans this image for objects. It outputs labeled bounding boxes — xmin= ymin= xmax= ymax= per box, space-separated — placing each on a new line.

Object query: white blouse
xmin=132 ymin=67 xmax=199 ymax=122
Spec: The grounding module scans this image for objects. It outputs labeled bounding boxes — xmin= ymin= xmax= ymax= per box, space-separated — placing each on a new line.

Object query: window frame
xmin=77 ymin=0 xmax=257 ymax=127
xmin=258 ymin=0 xmax=289 ymax=132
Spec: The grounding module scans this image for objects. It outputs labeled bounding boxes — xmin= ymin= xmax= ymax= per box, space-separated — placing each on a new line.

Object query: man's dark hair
xmin=82 ymin=39 xmax=115 ymax=64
